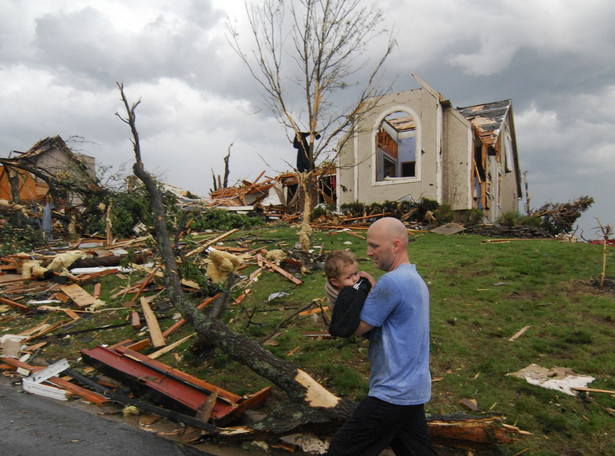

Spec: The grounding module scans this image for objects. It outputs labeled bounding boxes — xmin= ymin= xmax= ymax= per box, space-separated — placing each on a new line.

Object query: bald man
xmin=328 ymin=218 xmax=438 ymax=456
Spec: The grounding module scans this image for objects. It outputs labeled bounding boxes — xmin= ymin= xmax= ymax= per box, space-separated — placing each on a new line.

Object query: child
xmin=324 ymin=250 xmax=374 ymax=337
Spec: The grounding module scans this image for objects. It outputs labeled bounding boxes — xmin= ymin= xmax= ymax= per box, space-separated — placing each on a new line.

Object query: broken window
xmin=375 ymin=111 xmax=418 ymax=182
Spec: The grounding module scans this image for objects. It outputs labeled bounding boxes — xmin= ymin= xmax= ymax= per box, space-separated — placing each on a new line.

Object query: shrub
xmin=434 ymin=204 xmax=454 ymax=224
xmin=191 ymin=208 xmax=265 ymax=231
xmin=340 ymin=202 xmax=365 ymax=218
xmin=519 ymin=214 xmax=542 ymax=228
xmin=466 ymin=208 xmax=484 ymax=226
xmin=499 ymin=211 xmax=521 ymax=227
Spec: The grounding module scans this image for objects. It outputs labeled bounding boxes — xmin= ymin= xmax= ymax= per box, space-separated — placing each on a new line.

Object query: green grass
xmin=1 ymin=226 xmax=614 ymax=455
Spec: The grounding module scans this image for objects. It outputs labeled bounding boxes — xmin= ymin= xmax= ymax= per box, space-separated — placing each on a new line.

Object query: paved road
xmin=0 ymin=380 xmax=211 ymax=456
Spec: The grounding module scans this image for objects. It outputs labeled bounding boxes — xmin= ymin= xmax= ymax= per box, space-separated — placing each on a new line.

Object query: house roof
xmin=457 ymin=100 xmax=512 ymax=148
xmin=8 ymin=136 xmax=71 ymax=161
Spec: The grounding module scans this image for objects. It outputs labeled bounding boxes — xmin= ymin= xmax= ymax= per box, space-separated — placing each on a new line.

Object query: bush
xmin=434 ymin=204 xmax=454 ymax=224
xmin=499 ymin=211 xmax=521 ymax=227
xmin=519 ymin=214 xmax=542 ymax=228
xmin=191 ymin=208 xmax=265 ymax=231
xmin=340 ymin=202 xmax=365 ymax=218
xmin=311 ymin=204 xmax=335 ymax=220
xmin=466 ymin=208 xmax=484 ymax=226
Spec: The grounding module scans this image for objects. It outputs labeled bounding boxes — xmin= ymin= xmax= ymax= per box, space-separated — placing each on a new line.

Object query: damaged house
xmin=0 ymin=135 xmax=97 ymax=206
xmin=336 ymin=76 xmax=522 ymax=222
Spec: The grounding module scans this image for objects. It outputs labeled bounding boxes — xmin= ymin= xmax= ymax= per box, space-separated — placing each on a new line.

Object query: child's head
xmin=324 ymin=250 xmax=359 ymax=291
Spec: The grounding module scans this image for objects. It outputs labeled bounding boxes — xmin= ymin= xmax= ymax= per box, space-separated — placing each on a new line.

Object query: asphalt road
xmin=0 ymin=380 xmax=211 ymax=456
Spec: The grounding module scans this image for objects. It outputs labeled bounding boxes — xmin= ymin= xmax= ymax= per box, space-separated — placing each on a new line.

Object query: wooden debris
xmin=256 ymin=254 xmax=302 ymax=285
xmin=509 ymin=325 xmax=530 ymax=342
xmin=0 ymin=296 xmax=29 ymax=312
xmin=299 ymin=306 xmax=329 ymax=316
xmin=185 ymin=228 xmax=239 ymax=258
xmin=59 ymin=284 xmax=98 ymax=308
xmin=131 ymin=310 xmax=141 ymax=329
xmin=140 ymin=297 xmax=166 ymax=349
xmin=127 ymin=265 xmax=160 ymax=306
xmin=572 ymin=387 xmax=615 ymax=395
xmin=148 ymin=333 xmax=196 ymax=360
xmin=427 ymin=414 xmax=531 ymax=447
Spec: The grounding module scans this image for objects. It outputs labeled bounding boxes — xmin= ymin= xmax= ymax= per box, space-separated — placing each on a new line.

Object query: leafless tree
xmin=228 ymin=0 xmax=396 ymax=250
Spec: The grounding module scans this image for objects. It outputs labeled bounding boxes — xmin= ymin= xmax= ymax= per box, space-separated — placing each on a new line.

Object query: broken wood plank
xmin=162 ymin=294 xmax=219 ymax=338
xmin=572 ymin=387 xmax=615 ymax=395
xmin=140 ymin=297 xmax=166 ymax=349
xmin=0 ymin=296 xmax=29 ymax=312
xmin=127 ymin=265 xmax=160 ymax=306
xmin=256 ymin=254 xmax=302 ymax=285
xmin=93 ymin=282 xmax=102 ymax=298
xmin=148 ymin=333 xmax=196 ymax=360
xmin=509 ymin=325 xmax=531 ymax=342
xmin=131 ymin=310 xmax=141 ymax=329
xmin=125 ymin=294 xmax=219 ymax=353
xmin=185 ymin=228 xmax=239 ymax=258
xmin=299 ymin=306 xmax=329 ymax=316
xmin=59 ymin=283 xmax=98 ymax=308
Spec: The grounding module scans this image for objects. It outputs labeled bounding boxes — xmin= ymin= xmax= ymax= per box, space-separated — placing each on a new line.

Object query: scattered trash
xmin=267 ymin=291 xmax=290 ymax=302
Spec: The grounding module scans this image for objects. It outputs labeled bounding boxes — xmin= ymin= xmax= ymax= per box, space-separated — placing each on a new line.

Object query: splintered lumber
xmin=140 ymin=297 xmax=166 ymax=348
xmin=126 ymin=294 xmax=219 ymax=352
xmin=127 ymin=265 xmax=160 ymax=306
xmin=149 ymin=333 xmax=196 ymax=359
xmin=131 ymin=264 xmax=199 ymax=290
xmin=0 ymin=296 xmax=29 ymax=312
xmin=59 ymin=284 xmax=98 ymax=308
xmin=131 ymin=310 xmax=141 ymax=329
xmin=572 ymin=387 xmax=615 ymax=395
xmin=92 ymin=282 xmax=102 ymax=298
xmin=185 ymin=228 xmax=239 ymax=258
xmin=509 ymin=325 xmax=531 ymax=342
xmin=256 ymin=254 xmax=302 ymax=285
xmin=299 ymin=306 xmax=329 ymax=316
xmin=426 ymin=414 xmax=531 ymax=447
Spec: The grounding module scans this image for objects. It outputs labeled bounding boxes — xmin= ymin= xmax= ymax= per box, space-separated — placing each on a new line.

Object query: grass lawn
xmin=2 ymin=225 xmax=613 ymax=455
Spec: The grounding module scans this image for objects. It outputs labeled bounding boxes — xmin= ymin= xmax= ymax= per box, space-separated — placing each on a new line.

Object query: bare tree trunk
xmin=298 ymin=171 xmax=314 ymax=253
xmin=4 ymin=166 xmax=24 ymax=227
xmin=522 ymin=171 xmax=532 ymax=215
xmin=223 ymin=143 xmax=232 ymax=189
xmin=115 ymin=83 xmax=354 ymax=432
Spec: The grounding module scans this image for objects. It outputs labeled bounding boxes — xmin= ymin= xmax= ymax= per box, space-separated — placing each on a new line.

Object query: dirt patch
xmin=567 ymin=278 xmax=615 ymax=295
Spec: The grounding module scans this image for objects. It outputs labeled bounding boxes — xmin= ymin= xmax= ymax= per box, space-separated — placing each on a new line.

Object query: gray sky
xmin=1 ymin=0 xmax=613 ymax=239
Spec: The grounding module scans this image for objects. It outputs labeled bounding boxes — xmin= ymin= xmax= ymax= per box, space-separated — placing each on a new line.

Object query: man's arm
xmin=354 ymin=320 xmax=374 ymax=337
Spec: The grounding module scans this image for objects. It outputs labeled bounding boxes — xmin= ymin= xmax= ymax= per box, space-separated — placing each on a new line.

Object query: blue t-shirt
xmin=360 ymin=263 xmax=431 ymax=405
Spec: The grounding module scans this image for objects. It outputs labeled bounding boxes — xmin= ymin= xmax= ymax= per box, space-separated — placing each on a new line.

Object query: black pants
xmin=327 ymin=397 xmax=438 ymax=456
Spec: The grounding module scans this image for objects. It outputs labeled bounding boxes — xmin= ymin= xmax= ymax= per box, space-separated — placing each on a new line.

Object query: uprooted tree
xmin=228 ymin=0 xmax=396 ymax=252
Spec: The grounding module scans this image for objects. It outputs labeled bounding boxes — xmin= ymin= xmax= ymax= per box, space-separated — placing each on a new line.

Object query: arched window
xmin=375 ymin=111 xmax=417 ymax=182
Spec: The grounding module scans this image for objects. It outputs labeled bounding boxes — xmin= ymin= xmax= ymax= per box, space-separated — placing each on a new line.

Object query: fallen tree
xmin=116 ymin=83 xmax=356 ymax=427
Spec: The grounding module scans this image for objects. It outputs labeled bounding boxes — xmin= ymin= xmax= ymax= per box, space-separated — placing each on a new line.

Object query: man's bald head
xmin=369 ymin=217 xmax=408 ymax=246
xmin=367 ymin=217 xmax=409 ymax=271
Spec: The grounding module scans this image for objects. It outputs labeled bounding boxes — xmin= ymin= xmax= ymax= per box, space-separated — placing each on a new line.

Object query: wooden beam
xmin=59 ymin=284 xmax=97 ymax=308
xmin=0 ymin=296 xmax=29 ymax=312
xmin=139 ymin=297 xmax=166 ymax=349
xmin=256 ymin=254 xmax=302 ymax=285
